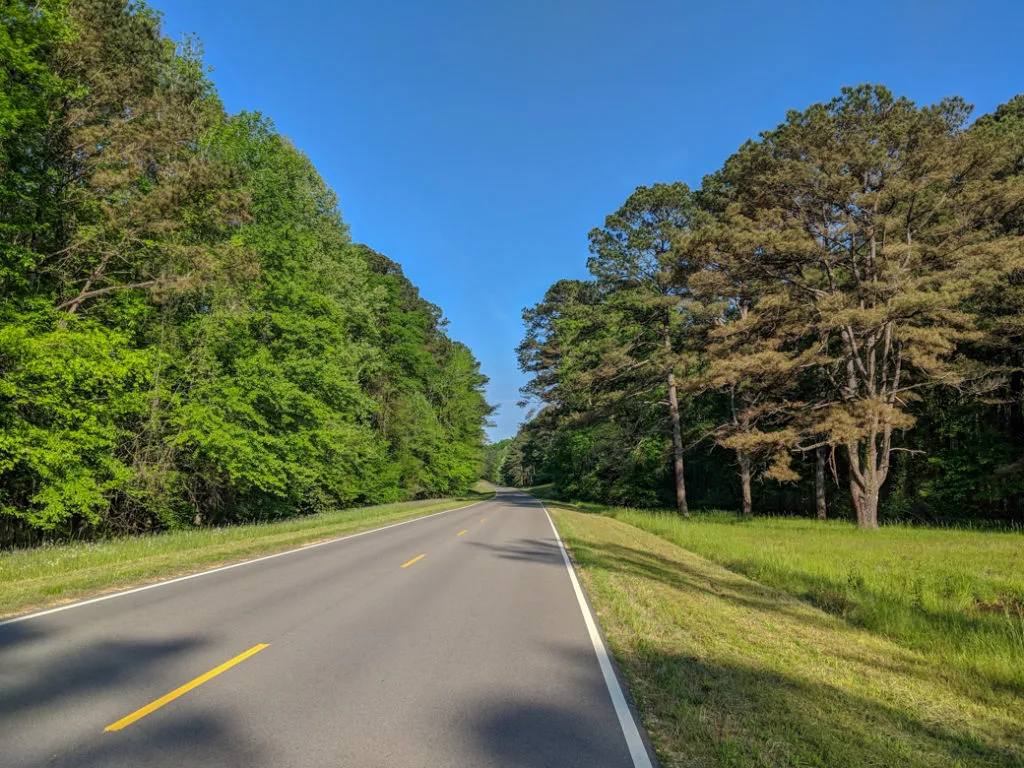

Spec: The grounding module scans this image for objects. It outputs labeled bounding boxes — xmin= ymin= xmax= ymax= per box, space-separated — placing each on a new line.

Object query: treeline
xmin=506 ymin=86 xmax=1024 ymax=529
xmin=480 ymin=438 xmax=512 ymax=485
xmin=0 ymin=0 xmax=490 ymax=545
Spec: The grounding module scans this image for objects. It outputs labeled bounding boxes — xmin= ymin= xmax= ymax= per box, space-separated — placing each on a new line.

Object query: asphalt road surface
xmin=0 ymin=489 xmax=655 ymax=767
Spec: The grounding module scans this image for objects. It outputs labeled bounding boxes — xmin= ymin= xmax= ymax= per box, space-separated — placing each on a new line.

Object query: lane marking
xmin=401 ymin=554 xmax=426 ymax=568
xmin=480 ymin=518 xmax=486 ymax=522
xmin=2 ymin=500 xmax=491 ymax=627
xmin=457 ymin=530 xmax=468 ymax=536
xmin=105 ymin=644 xmax=269 ymax=732
xmin=536 ymin=495 xmax=655 ymax=768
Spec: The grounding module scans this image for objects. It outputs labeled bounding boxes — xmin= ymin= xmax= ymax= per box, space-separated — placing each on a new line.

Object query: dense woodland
xmin=506 ymin=86 xmax=1024 ymax=528
xmin=480 ymin=438 xmax=511 ymax=485
xmin=0 ymin=0 xmax=491 ymax=545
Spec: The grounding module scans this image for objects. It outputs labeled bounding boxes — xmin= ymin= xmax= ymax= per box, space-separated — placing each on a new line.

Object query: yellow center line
xmin=457 ymin=529 xmax=468 ymax=536
xmin=104 ymin=643 xmax=269 ymax=732
xmin=480 ymin=518 xmax=486 ymax=522
xmin=401 ymin=553 xmax=426 ymax=568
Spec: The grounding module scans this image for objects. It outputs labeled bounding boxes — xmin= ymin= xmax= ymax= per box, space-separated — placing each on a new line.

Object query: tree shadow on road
xmin=0 ymin=625 xmax=269 ymax=767
xmin=44 ymin=705 xmax=267 ymax=768
xmin=465 ymin=538 xmax=565 ymax=566
xmin=465 ymin=640 xmax=648 ymax=768
xmin=0 ymin=630 xmax=204 ymax=720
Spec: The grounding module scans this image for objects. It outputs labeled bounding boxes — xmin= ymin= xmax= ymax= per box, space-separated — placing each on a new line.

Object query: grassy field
xmin=614 ymin=510 xmax=1024 ymax=698
xmin=0 ymin=484 xmax=494 ymax=620
xmin=550 ymin=505 xmax=1024 ymax=767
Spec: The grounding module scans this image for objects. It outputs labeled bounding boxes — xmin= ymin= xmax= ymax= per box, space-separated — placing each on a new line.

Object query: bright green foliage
xmin=360 ymin=246 xmax=492 ymax=498
xmin=0 ymin=1 xmax=489 ymax=544
xmin=0 ymin=322 xmax=145 ymax=532
xmin=480 ymin=439 xmax=511 ymax=484
xmin=0 ymin=0 xmax=70 ymax=294
xmin=161 ymin=114 xmax=386 ymax=523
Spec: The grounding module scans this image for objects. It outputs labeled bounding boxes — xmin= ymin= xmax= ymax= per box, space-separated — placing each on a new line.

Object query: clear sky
xmin=157 ymin=0 xmax=1023 ymax=441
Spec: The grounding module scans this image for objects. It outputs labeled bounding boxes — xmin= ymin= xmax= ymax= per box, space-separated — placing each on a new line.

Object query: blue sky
xmin=158 ymin=0 xmax=1023 ymax=441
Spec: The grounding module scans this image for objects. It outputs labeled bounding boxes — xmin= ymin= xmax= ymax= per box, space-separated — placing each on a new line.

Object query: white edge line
xmin=0 ymin=498 xmax=489 ymax=628
xmin=538 ymin=496 xmax=655 ymax=768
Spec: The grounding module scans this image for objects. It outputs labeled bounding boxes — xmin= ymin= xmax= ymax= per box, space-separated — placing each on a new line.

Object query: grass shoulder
xmin=1 ymin=489 xmax=494 ymax=620
xmin=613 ymin=508 xmax=1024 ymax=698
xmin=542 ymin=500 xmax=1023 ymax=767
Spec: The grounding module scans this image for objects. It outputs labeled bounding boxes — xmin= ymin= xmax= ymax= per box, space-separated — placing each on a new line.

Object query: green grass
xmin=469 ymin=479 xmax=496 ymax=496
xmin=0 ymin=490 xmax=493 ymax=619
xmin=550 ymin=505 xmax=1024 ymax=768
xmin=612 ymin=510 xmax=1024 ymax=698
xmin=529 ymin=482 xmax=1024 ymax=695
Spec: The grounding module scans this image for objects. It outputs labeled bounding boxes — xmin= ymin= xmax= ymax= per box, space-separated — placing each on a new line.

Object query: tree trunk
xmin=737 ymin=449 xmax=752 ymax=516
xmin=663 ymin=315 xmax=688 ymax=517
xmin=849 ymin=477 xmax=880 ymax=528
xmin=815 ymin=446 xmax=827 ymax=520
xmin=667 ymin=368 xmax=688 ymax=517
xmin=846 ymin=441 xmax=882 ymax=530
xmin=860 ymin=485 xmax=880 ymax=529
xmin=1009 ymin=370 xmax=1023 ymax=441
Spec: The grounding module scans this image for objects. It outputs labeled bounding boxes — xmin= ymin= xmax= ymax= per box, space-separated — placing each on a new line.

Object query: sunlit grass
xmin=528 ymin=482 xmax=1024 ymax=694
xmin=551 ymin=506 xmax=1024 ymax=767
xmin=0 ymin=492 xmax=493 ymax=619
xmin=610 ymin=509 xmax=1024 ymax=697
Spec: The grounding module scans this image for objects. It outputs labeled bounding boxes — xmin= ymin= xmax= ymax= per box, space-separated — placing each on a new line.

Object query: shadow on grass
xmin=567 ymin=537 xmax=847 ymax=634
xmin=561 ymin=531 xmax=1023 ymax=767
xmin=619 ymin=648 xmax=1024 ymax=768
xmin=574 ymin=533 xmax=1023 ymax=700
xmin=738 ymin=566 xmax=1023 ymax=699
xmin=570 ymin=506 xmax=1024 ymax=700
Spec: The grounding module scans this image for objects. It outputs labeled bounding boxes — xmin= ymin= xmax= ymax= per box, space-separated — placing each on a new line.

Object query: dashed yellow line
xmin=105 ymin=643 xmax=269 ymax=732
xmin=457 ymin=529 xmax=468 ymax=536
xmin=401 ymin=554 xmax=426 ymax=568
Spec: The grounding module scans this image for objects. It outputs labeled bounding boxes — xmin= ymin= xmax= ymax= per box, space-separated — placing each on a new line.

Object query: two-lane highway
xmin=0 ymin=489 xmax=655 ymax=767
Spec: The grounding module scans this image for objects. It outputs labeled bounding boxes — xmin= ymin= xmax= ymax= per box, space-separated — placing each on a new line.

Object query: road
xmin=0 ymin=489 xmax=655 ymax=767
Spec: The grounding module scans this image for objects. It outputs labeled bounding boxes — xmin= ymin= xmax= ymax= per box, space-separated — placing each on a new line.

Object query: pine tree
xmin=697 ymin=86 xmax=1024 ymax=527
xmin=586 ymin=183 xmax=697 ymax=516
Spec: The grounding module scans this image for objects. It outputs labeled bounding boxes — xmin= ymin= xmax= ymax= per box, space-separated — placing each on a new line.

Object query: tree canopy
xmin=0 ymin=0 xmax=491 ymax=544
xmin=509 ymin=85 xmax=1024 ymax=529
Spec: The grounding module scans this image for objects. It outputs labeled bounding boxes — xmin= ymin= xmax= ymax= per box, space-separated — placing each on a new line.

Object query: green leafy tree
xmin=0 ymin=0 xmax=491 ymax=542
xmin=481 ymin=439 xmax=511 ymax=484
